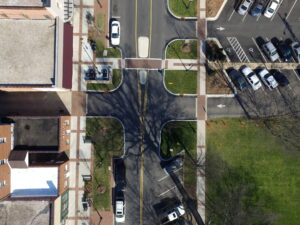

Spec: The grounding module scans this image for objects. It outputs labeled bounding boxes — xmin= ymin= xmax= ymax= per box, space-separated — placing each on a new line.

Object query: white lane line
xmin=158 ymin=168 xmax=182 ymax=182
xmin=113 ymin=16 xmax=121 ymax=19
xmin=286 ymin=0 xmax=298 ymax=20
xmin=256 ymin=14 xmax=261 ymax=22
xmin=228 ymin=10 xmax=235 ymax=21
xmin=251 ymin=37 xmax=267 ymax=62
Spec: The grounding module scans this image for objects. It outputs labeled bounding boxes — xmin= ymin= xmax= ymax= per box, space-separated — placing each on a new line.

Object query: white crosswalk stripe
xmin=227 ymin=37 xmax=250 ymax=63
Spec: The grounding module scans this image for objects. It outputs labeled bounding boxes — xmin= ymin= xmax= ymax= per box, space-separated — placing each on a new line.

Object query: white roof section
xmin=11 ymin=167 xmax=58 ymax=197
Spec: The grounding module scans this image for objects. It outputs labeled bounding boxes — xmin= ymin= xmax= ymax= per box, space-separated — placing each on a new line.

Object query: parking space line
xmin=270 ymin=3 xmax=281 ymax=21
xmin=286 ymin=0 xmax=298 ymax=20
xmin=242 ymin=13 xmax=248 ymax=22
xmin=228 ymin=10 xmax=235 ymax=22
xmin=251 ymin=37 xmax=267 ymax=62
xmin=292 ymin=69 xmax=300 ymax=81
xmin=275 ymin=88 xmax=281 ymax=95
xmin=158 ymin=186 xmax=177 ymax=197
xmin=256 ymin=14 xmax=261 ymax=22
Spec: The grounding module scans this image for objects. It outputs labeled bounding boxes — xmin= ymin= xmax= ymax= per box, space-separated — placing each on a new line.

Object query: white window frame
xmin=0 ymin=137 xmax=6 ymax=143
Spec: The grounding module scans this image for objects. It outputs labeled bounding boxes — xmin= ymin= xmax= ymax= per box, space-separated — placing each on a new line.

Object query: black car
xmin=102 ymin=68 xmax=110 ymax=81
xmin=114 ymin=159 xmax=126 ymax=189
xmin=228 ymin=69 xmax=248 ymax=91
xmin=270 ymin=70 xmax=289 ymax=86
xmin=276 ymin=41 xmax=293 ymax=62
xmin=251 ymin=3 xmax=263 ymax=17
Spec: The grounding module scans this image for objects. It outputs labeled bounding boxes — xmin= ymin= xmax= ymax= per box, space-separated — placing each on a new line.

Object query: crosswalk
xmin=64 ymin=0 xmax=74 ymax=22
xmin=227 ymin=37 xmax=250 ymax=63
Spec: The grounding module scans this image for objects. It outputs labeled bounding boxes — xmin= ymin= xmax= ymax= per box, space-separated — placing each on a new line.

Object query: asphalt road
xmin=110 ymin=0 xmax=197 ymax=58
xmin=88 ymin=70 xmax=196 ymax=225
xmin=207 ymin=0 xmax=300 ymax=63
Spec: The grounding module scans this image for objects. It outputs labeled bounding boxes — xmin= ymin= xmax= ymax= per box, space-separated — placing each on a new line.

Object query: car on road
xmin=241 ymin=66 xmax=262 ymax=90
xmin=110 ymin=20 xmax=120 ymax=46
xmin=238 ymin=0 xmax=253 ymax=15
xmin=262 ymin=41 xmax=279 ymax=62
xmin=251 ymin=3 xmax=264 ymax=17
xmin=270 ymin=70 xmax=290 ymax=86
xmin=276 ymin=41 xmax=292 ymax=62
xmin=228 ymin=69 xmax=248 ymax=91
xmin=139 ymin=70 xmax=147 ymax=85
xmin=264 ymin=0 xmax=280 ymax=18
xmin=258 ymin=69 xmax=278 ymax=90
xmin=115 ymin=198 xmax=125 ymax=223
xmin=291 ymin=42 xmax=300 ymax=62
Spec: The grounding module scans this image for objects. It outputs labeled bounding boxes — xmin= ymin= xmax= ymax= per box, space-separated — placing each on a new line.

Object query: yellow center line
xmin=135 ymin=0 xmax=138 ymax=57
xmin=148 ymin=0 xmax=153 ymax=57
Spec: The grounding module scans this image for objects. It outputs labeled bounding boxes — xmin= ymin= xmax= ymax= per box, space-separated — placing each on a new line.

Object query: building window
xmin=0 ymin=138 xmax=6 ymax=143
xmin=0 ymin=180 xmax=6 ymax=187
xmin=0 ymin=159 xmax=6 ymax=165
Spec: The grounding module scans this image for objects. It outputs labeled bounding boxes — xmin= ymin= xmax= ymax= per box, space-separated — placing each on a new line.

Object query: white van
xmin=262 ymin=41 xmax=279 ymax=62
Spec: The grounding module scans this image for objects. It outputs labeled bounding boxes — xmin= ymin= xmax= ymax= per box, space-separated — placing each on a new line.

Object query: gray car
xmin=228 ymin=69 xmax=248 ymax=91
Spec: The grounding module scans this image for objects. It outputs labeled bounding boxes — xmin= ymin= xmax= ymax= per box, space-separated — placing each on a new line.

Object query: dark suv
xmin=228 ymin=69 xmax=248 ymax=91
xmin=276 ymin=41 xmax=292 ymax=62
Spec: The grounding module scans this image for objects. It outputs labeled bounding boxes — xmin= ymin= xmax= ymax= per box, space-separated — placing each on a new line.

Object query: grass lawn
xmin=161 ymin=121 xmax=197 ymax=199
xmin=165 ymin=70 xmax=197 ymax=94
xmin=87 ymin=69 xmax=122 ymax=91
xmin=206 ymin=118 xmax=300 ymax=225
xmin=86 ymin=118 xmax=124 ymax=211
xmin=166 ymin=40 xmax=197 ymax=59
xmin=95 ymin=39 xmax=121 ymax=58
xmin=95 ymin=13 xmax=105 ymax=31
xmin=168 ymin=0 xmax=197 ymax=17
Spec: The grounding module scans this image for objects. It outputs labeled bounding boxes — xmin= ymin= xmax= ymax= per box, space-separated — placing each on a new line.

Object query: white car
xmin=291 ymin=42 xmax=300 ymax=62
xmin=115 ymin=200 xmax=125 ymax=223
xmin=110 ymin=21 xmax=120 ymax=46
xmin=258 ymin=69 xmax=278 ymax=90
xmin=238 ymin=0 xmax=253 ymax=15
xmin=264 ymin=0 xmax=280 ymax=18
xmin=167 ymin=205 xmax=185 ymax=222
xmin=241 ymin=66 xmax=262 ymax=90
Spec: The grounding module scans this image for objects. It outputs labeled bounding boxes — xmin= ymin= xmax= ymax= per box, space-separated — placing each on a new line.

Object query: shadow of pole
xmin=169 ymin=172 xmax=205 ymax=225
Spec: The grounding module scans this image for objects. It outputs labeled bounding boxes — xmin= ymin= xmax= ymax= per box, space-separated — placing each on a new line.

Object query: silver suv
xmin=262 ymin=41 xmax=279 ymax=62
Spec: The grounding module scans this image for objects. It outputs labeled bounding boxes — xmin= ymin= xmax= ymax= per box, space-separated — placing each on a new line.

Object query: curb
xmin=206 ymin=0 xmax=228 ymax=21
xmin=165 ymin=0 xmax=197 ymax=21
xmin=164 ymin=38 xmax=198 ymax=60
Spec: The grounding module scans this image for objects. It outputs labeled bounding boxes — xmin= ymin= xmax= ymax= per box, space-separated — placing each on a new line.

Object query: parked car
xmin=270 ymin=70 xmax=290 ymax=86
xmin=276 ymin=41 xmax=292 ymax=62
xmin=115 ymin=198 xmax=125 ymax=223
xmin=238 ymin=0 xmax=253 ymax=15
xmin=291 ymin=42 xmax=300 ymax=62
xmin=85 ymin=68 xmax=96 ymax=80
xmin=251 ymin=3 xmax=264 ymax=17
xmin=110 ymin=20 xmax=120 ymax=46
xmin=262 ymin=41 xmax=279 ymax=62
xmin=241 ymin=66 xmax=262 ymax=90
xmin=114 ymin=159 xmax=126 ymax=190
xmin=228 ymin=69 xmax=248 ymax=91
xmin=264 ymin=0 xmax=280 ymax=18
xmin=258 ymin=69 xmax=278 ymax=90
xmin=101 ymin=68 xmax=110 ymax=80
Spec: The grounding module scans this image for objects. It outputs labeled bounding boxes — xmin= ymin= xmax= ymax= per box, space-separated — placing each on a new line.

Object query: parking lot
xmin=208 ymin=0 xmax=300 ymax=65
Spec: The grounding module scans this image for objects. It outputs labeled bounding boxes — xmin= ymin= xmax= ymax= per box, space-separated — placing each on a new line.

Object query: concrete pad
xmin=73 ymin=35 xmax=79 ymax=62
xmin=68 ymin=190 xmax=76 ymax=217
xmin=71 ymin=116 xmax=78 ymax=130
xmin=200 ymin=11 xmax=206 ymax=19
xmin=79 ymin=134 xmax=92 ymax=159
xmin=72 ymin=64 xmax=79 ymax=91
xmin=65 ymin=219 xmax=75 ymax=225
xmin=82 ymin=8 xmax=94 ymax=34
xmin=78 ymin=161 xmax=91 ymax=188
xmin=80 ymin=116 xmax=86 ymax=130
xmin=69 ymin=162 xmax=77 ymax=188
xmin=73 ymin=0 xmax=80 ymax=6
xmin=73 ymin=8 xmax=80 ymax=33
xmin=70 ymin=132 xmax=77 ymax=159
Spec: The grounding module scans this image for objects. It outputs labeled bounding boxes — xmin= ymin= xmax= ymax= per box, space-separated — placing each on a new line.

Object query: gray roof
xmin=0 ymin=0 xmax=44 ymax=7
